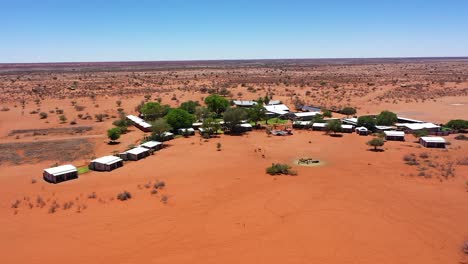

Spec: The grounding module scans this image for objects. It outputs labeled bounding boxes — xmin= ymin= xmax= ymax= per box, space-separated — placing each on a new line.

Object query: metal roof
xmin=44 ymin=164 xmax=77 ymax=176
xmin=384 ymin=130 xmax=405 ymax=137
xmin=312 ymin=123 xmax=327 ymax=127
xmin=233 ymin=100 xmax=257 ymax=106
xmin=140 ymin=141 xmax=163 ymax=148
xmin=398 ymin=123 xmax=440 ymax=130
xmin=420 ymin=137 xmax=446 ymax=143
xmin=294 ymin=112 xmax=321 ymax=117
xmin=125 ymin=147 xmax=149 ymax=155
xmin=92 ymin=156 xmax=123 ymax=165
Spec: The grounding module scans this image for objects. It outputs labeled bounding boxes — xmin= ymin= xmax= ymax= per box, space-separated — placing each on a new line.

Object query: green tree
xmin=263 ymin=95 xmax=270 ymax=105
xmin=165 ymin=108 xmax=195 ymax=131
xmin=357 ymin=116 xmax=376 ymax=130
xmin=179 ymin=100 xmax=200 ymax=114
xmin=341 ymin=107 xmax=356 ymax=117
xmin=204 ymin=94 xmax=230 ymax=115
xmin=327 ymin=119 xmax=342 ymax=135
xmin=150 ymin=118 xmax=172 ymax=141
xmin=322 ymin=109 xmax=332 ymax=118
xmin=140 ymin=102 xmax=170 ymax=120
xmin=367 ymin=137 xmax=385 ymax=151
xmin=446 ymin=119 xmax=468 ymax=130
xmin=107 ymin=127 xmax=121 ymax=143
xmin=202 ymin=117 xmax=221 ymax=136
xmin=247 ymin=103 xmax=267 ymax=126
xmin=223 ymin=107 xmax=248 ymax=133
xmin=194 ymin=106 xmax=212 ymax=121
xmin=376 ymin=110 xmax=397 ymax=126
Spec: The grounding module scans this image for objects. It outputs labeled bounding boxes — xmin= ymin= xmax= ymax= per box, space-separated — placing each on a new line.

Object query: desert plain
xmin=0 ymin=58 xmax=467 ymax=264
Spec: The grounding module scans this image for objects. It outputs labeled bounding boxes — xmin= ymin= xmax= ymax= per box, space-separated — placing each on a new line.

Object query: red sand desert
xmin=0 ymin=59 xmax=467 ymax=264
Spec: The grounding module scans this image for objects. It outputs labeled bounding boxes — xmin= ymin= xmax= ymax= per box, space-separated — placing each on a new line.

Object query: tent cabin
xmin=342 ymin=117 xmax=358 ymax=126
xmin=89 ymin=156 xmax=123 ymax=172
xmin=293 ymin=121 xmax=312 ymax=129
xmin=233 ymin=100 xmax=257 ymax=107
xmin=312 ymin=123 xmax=328 ymax=131
xmin=396 ymin=123 xmax=441 ymax=133
xmin=127 ymin=115 xmax=152 ymax=132
xmin=178 ymin=128 xmax=195 ymax=136
xmin=120 ymin=147 xmax=150 ymax=161
xmin=384 ymin=130 xmax=405 ymax=141
xmin=341 ymin=124 xmax=354 ymax=133
xmin=43 ymin=164 xmax=78 ymax=184
xmin=140 ymin=140 xmax=163 ymax=151
xmin=419 ymin=137 xmax=446 ymax=148
xmin=355 ymin=126 xmax=369 ymax=135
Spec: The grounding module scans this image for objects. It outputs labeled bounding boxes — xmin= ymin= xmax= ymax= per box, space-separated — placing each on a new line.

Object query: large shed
xmin=312 ymin=123 xmax=328 ymax=131
xmin=419 ymin=137 xmax=446 ymax=148
xmin=127 ymin=115 xmax=152 ymax=132
xmin=384 ymin=130 xmax=405 ymax=141
xmin=90 ymin=156 xmax=123 ymax=171
xmin=120 ymin=147 xmax=150 ymax=161
xmin=43 ymin=164 xmax=78 ymax=184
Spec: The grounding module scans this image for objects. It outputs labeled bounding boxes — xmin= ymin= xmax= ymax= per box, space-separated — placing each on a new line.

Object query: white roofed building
xmin=43 ymin=164 xmax=78 ymax=184
xmin=120 ymin=146 xmax=150 ymax=161
xmin=264 ymin=104 xmax=290 ymax=116
xmin=233 ymin=100 xmax=257 ymax=107
xmin=127 ymin=115 xmax=152 ymax=132
xmin=140 ymin=141 xmax=163 ymax=150
xmin=90 ymin=156 xmax=123 ymax=171
xmin=384 ymin=130 xmax=405 ymax=141
xmin=419 ymin=137 xmax=446 ymax=148
xmin=396 ymin=123 xmax=441 ymax=133
xmin=312 ymin=122 xmax=328 ymax=131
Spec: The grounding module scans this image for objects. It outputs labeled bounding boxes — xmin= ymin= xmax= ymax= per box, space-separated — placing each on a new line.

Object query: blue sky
xmin=1 ymin=0 xmax=467 ymax=63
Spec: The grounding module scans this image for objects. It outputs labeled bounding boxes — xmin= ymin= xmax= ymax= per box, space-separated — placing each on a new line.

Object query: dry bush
xmin=117 ymin=191 xmax=132 ymax=201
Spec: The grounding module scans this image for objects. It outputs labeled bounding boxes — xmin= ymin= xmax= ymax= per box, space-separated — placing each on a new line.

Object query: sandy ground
xmin=0 ymin=59 xmax=467 ymax=263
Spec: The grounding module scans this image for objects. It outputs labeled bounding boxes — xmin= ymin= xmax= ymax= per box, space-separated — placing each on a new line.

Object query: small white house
xmin=120 ymin=147 xmax=150 ymax=161
xmin=233 ymin=100 xmax=257 ymax=107
xmin=43 ymin=164 xmax=78 ymax=184
xmin=89 ymin=156 xmax=123 ymax=171
xmin=140 ymin=141 xmax=163 ymax=151
xmin=264 ymin=104 xmax=290 ymax=115
xmin=419 ymin=137 xmax=446 ymax=148
xmin=384 ymin=130 xmax=405 ymax=141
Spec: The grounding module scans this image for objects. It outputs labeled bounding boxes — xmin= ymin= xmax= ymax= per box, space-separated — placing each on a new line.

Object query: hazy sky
xmin=1 ymin=0 xmax=467 ymax=63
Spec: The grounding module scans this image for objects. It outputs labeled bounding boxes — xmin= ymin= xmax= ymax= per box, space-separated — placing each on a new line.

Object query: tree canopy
xmin=223 ymin=107 xmax=248 ymax=133
xmin=322 ymin=109 xmax=332 ymax=118
xmin=204 ymin=94 xmax=230 ymax=115
xmin=327 ymin=119 xmax=342 ymax=134
xmin=150 ymin=118 xmax=172 ymax=141
xmin=107 ymin=127 xmax=121 ymax=143
xmin=367 ymin=137 xmax=385 ymax=151
xmin=376 ymin=110 xmax=397 ymax=126
xmin=446 ymin=119 xmax=468 ymax=130
xmin=165 ymin=108 xmax=195 ymax=131
xmin=357 ymin=115 xmax=376 ymax=130
xmin=247 ymin=103 xmax=267 ymax=125
xmin=201 ymin=117 xmax=221 ymax=136
xmin=179 ymin=100 xmax=200 ymax=114
xmin=139 ymin=102 xmax=170 ymax=120
xmin=340 ymin=107 xmax=356 ymax=116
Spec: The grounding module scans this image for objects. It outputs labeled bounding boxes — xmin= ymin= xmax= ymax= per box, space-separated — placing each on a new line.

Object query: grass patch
xmin=250 ymin=118 xmax=288 ymax=126
xmin=77 ymin=166 xmax=90 ymax=174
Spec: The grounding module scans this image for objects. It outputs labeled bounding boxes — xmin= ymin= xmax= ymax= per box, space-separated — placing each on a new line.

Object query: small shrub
xmin=87 ymin=192 xmax=97 ymax=199
xmin=463 ymin=240 xmax=468 ymax=254
xmin=419 ymin=152 xmax=429 ymax=159
xmin=403 ymin=154 xmax=419 ymax=165
xmin=457 ymin=157 xmax=468 ymax=166
xmin=11 ymin=200 xmax=21 ymax=209
xmin=161 ymin=195 xmax=169 ymax=204
xmin=39 ymin=112 xmax=48 ymax=119
xmin=1 ymin=106 xmax=10 ymax=111
xmin=31 ymin=178 xmax=37 ymax=184
xmin=154 ymin=181 xmax=166 ymax=189
xmin=117 ymin=191 xmax=132 ymax=201
xmin=454 ymin=134 xmax=468 ymax=141
xmin=150 ymin=189 xmax=158 ymax=195
xmin=216 ymin=142 xmax=222 ymax=151
xmin=266 ymin=163 xmax=297 ymax=176
xmin=74 ymin=105 xmax=85 ymax=111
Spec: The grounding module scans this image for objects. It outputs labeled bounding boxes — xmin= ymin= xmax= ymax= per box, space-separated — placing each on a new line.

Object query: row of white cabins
xmin=43 ymin=99 xmax=450 ymax=183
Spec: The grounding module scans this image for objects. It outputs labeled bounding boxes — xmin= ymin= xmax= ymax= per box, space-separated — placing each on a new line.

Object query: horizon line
xmin=1 ymin=56 xmax=468 ymax=65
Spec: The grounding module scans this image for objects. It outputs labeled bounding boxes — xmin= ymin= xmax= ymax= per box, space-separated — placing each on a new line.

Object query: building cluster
xmin=44 ymin=99 xmax=455 ymax=184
